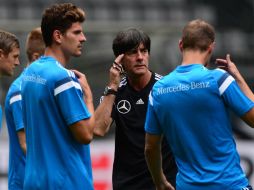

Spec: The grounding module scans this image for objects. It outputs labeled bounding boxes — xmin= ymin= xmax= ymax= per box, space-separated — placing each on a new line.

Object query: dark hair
xmin=26 ymin=27 xmax=45 ymax=62
xmin=182 ymin=19 xmax=215 ymax=52
xmin=41 ymin=3 xmax=85 ymax=47
xmin=112 ymin=28 xmax=151 ymax=57
xmin=0 ymin=30 xmax=19 ymax=55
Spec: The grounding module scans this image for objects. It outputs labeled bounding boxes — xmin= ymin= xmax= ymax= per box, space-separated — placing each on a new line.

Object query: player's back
xmin=152 ymin=64 xmax=249 ymax=189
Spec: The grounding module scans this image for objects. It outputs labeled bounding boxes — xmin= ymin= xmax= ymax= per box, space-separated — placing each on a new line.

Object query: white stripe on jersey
xmin=149 ymin=92 xmax=153 ymax=106
xmin=54 ymin=81 xmax=82 ymax=96
xmin=10 ymin=94 xmax=22 ymax=105
xmin=219 ymin=75 xmax=234 ymax=95
xmin=155 ymin=73 xmax=162 ymax=81
xmin=120 ymin=73 xmax=161 ymax=87
xmin=119 ymin=77 xmax=127 ymax=87
xmin=67 ymin=70 xmax=75 ymax=78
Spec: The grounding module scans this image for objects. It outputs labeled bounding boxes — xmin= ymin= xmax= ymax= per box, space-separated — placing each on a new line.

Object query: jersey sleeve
xmin=9 ymin=91 xmax=24 ymax=131
xmin=54 ymin=74 xmax=91 ymax=126
xmin=144 ymin=91 xmax=163 ymax=135
xmin=216 ymin=70 xmax=254 ymax=116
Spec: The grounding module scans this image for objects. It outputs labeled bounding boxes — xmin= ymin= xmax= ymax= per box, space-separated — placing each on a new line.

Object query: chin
xmin=134 ymin=70 xmax=147 ymax=76
xmin=73 ymin=52 xmax=82 ymax=57
xmin=136 ymin=67 xmax=147 ymax=72
xmin=5 ymin=72 xmax=13 ymax=76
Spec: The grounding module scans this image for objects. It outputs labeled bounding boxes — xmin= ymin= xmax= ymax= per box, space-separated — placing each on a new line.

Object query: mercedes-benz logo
xmin=117 ymin=100 xmax=131 ymax=114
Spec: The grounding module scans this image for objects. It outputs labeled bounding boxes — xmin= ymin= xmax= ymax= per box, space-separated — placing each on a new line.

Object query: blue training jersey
xmin=21 ymin=56 xmax=93 ymax=190
xmin=5 ymin=71 xmax=26 ymax=190
xmin=145 ymin=64 xmax=254 ymax=190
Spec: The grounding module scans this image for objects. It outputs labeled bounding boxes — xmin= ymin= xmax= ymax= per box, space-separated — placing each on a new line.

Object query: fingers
xmin=226 ymin=54 xmax=236 ymax=66
xmin=71 ymin=69 xmax=87 ymax=84
xmin=215 ymin=54 xmax=233 ymax=66
xmin=215 ymin=59 xmax=228 ymax=71
xmin=71 ymin=69 xmax=78 ymax=74
xmin=71 ymin=69 xmax=83 ymax=77
xmin=112 ymin=62 xmax=123 ymax=73
xmin=114 ymin=54 xmax=124 ymax=64
xmin=226 ymin=54 xmax=231 ymax=63
xmin=112 ymin=54 xmax=125 ymax=74
xmin=215 ymin=54 xmax=236 ymax=73
xmin=215 ymin=58 xmax=227 ymax=63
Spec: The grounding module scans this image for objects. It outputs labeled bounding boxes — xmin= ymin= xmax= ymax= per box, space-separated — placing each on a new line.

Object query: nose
xmin=15 ymin=59 xmax=20 ymax=66
xmin=136 ymin=50 xmax=143 ymax=60
xmin=80 ymin=33 xmax=86 ymax=43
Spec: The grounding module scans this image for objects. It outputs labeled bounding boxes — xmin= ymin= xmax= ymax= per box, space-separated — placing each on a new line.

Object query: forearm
xmin=145 ymin=136 xmax=165 ymax=186
xmin=83 ymin=86 xmax=95 ymax=131
xmin=94 ymin=95 xmax=115 ymax=136
xmin=145 ymin=149 xmax=165 ymax=186
xmin=94 ymin=56 xmax=122 ymax=136
xmin=85 ymin=97 xmax=95 ymax=119
xmin=145 ymin=134 xmax=175 ymax=189
xmin=17 ymin=130 xmax=26 ymax=154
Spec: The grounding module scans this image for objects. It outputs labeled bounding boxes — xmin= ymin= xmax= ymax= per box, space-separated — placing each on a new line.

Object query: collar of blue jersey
xmin=176 ymin=64 xmax=204 ymax=73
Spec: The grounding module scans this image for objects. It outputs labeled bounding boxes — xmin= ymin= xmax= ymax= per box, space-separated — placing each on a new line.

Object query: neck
xmin=182 ymin=50 xmax=209 ymax=66
xmin=128 ymin=70 xmax=152 ymax=91
xmin=44 ymin=46 xmax=69 ymax=67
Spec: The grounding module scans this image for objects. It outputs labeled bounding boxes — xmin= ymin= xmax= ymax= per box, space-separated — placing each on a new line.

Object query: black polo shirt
xmin=110 ymin=72 xmax=177 ymax=190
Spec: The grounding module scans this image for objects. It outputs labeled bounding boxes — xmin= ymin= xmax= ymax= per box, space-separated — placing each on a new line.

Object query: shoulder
xmin=12 ymin=75 xmax=23 ymax=89
xmin=7 ymin=75 xmax=23 ymax=96
xmin=154 ymin=72 xmax=163 ymax=81
xmin=148 ymin=72 xmax=163 ymax=91
xmin=57 ymin=68 xmax=77 ymax=80
xmin=5 ymin=77 xmax=23 ymax=106
xmin=49 ymin=62 xmax=75 ymax=81
xmin=152 ymin=72 xmax=169 ymax=87
xmin=210 ymin=68 xmax=227 ymax=77
xmin=154 ymin=72 xmax=163 ymax=79
xmin=54 ymin=69 xmax=81 ymax=92
xmin=150 ymin=72 xmax=175 ymax=99
xmin=210 ymin=68 xmax=235 ymax=84
xmin=27 ymin=59 xmax=77 ymax=85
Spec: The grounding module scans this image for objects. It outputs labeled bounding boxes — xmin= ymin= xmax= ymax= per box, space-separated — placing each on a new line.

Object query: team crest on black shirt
xmin=117 ymin=100 xmax=131 ymax=114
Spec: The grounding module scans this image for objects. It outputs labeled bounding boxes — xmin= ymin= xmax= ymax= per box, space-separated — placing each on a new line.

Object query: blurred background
xmin=0 ymin=0 xmax=254 ymax=189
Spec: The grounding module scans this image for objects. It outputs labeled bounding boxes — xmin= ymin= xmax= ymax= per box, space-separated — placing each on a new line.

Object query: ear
xmin=52 ymin=30 xmax=63 ymax=44
xmin=208 ymin=42 xmax=215 ymax=54
xmin=31 ymin=52 xmax=40 ymax=62
xmin=0 ymin=49 xmax=4 ymax=59
xmin=178 ymin=39 xmax=183 ymax=52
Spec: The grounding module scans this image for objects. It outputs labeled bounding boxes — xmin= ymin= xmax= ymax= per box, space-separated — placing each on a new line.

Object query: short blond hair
xmin=25 ymin=27 xmax=45 ymax=63
xmin=182 ymin=19 xmax=215 ymax=52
